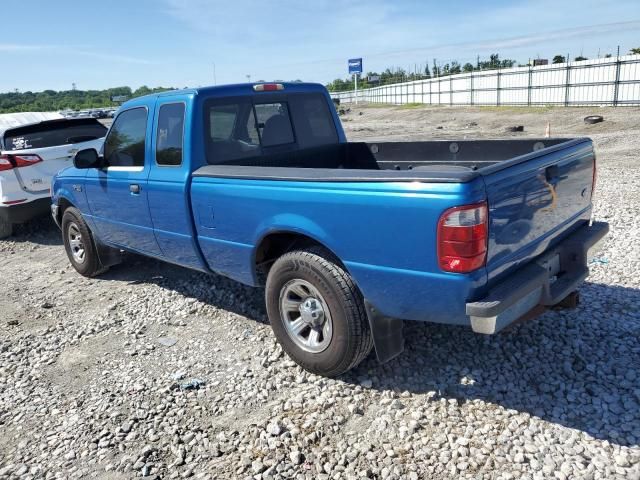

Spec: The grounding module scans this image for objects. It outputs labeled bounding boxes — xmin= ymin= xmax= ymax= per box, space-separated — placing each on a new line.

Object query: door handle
xmin=129 ymin=184 xmax=141 ymax=194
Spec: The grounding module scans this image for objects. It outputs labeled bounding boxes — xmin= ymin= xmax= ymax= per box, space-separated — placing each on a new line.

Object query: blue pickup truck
xmin=51 ymin=82 xmax=608 ymax=376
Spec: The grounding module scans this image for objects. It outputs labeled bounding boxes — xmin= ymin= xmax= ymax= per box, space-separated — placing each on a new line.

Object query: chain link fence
xmin=331 ymin=54 xmax=640 ymax=106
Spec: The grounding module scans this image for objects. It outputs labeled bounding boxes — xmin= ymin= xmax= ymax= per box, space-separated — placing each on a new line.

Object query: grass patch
xmin=398 ymin=103 xmax=425 ymax=109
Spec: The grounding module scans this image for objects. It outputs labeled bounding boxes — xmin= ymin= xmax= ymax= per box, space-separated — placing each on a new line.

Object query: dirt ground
xmin=1 ymin=105 xmax=638 ymax=479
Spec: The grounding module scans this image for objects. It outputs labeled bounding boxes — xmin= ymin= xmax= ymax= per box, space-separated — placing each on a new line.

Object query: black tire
xmin=584 ymin=115 xmax=604 ymax=124
xmin=0 ymin=218 xmax=13 ymax=239
xmin=61 ymin=207 xmax=107 ymax=277
xmin=265 ymin=247 xmax=373 ymax=377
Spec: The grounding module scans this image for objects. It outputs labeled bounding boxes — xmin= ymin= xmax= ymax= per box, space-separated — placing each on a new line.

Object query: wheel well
xmin=255 ymin=232 xmax=341 ymax=284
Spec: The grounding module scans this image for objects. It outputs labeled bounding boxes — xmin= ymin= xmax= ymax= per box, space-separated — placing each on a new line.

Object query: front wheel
xmin=265 ymin=246 xmax=373 ymax=377
xmin=61 ymin=207 xmax=107 ymax=277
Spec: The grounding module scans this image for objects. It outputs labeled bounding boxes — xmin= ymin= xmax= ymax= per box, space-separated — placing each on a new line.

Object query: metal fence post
xmin=449 ymin=75 xmax=453 ymax=106
xmin=564 ymin=53 xmax=571 ymax=107
xmin=470 ymin=71 xmax=474 ymax=106
xmin=496 ymin=67 xmax=501 ymax=106
xmin=613 ymin=45 xmax=622 ymax=106
xmin=527 ymin=65 xmax=532 ymax=106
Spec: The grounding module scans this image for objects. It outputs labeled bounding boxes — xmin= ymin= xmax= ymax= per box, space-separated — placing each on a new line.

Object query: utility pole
xmin=213 ymin=62 xmax=217 ymax=85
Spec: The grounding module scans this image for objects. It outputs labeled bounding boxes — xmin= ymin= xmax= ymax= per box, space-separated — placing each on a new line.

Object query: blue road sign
xmin=348 ymin=58 xmax=362 ymax=74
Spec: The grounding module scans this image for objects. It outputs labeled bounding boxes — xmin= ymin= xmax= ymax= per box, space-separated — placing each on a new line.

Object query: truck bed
xmin=191 ymin=136 xmax=596 ymax=323
xmin=194 ymin=138 xmax=583 ymax=183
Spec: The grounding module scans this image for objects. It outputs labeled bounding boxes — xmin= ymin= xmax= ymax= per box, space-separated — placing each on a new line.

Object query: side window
xmin=104 ymin=107 xmax=148 ymax=167
xmin=156 ymin=103 xmax=185 ymax=166
xmin=254 ymin=102 xmax=294 ymax=147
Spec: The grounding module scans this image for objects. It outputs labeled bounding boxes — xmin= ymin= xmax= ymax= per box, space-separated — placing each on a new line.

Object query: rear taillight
xmin=437 ymin=202 xmax=488 ymax=273
xmin=0 ymin=154 xmax=43 ymax=171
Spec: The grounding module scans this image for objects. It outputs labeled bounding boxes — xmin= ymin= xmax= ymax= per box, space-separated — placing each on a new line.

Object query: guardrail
xmin=331 ymin=54 xmax=640 ymax=106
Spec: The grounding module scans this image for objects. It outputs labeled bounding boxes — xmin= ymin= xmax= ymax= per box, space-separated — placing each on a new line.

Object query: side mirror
xmin=73 ymin=148 xmax=102 ymax=169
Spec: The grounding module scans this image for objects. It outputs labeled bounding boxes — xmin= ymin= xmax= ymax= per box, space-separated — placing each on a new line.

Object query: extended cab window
xmin=156 ymin=103 xmax=185 ymax=166
xmin=104 ymin=107 xmax=147 ymax=167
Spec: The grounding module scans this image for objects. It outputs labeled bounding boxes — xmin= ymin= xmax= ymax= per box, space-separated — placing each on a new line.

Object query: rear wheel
xmin=265 ymin=246 xmax=373 ymax=377
xmin=0 ymin=218 xmax=12 ymax=239
xmin=61 ymin=207 xmax=106 ymax=277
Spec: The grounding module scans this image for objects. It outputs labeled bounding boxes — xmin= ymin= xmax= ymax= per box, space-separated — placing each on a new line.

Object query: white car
xmin=0 ymin=114 xmax=107 ymax=238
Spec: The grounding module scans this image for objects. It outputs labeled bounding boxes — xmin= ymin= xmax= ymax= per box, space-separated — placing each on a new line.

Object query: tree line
xmin=327 ymin=48 xmax=640 ymax=92
xmin=0 ymin=86 xmax=173 ymax=113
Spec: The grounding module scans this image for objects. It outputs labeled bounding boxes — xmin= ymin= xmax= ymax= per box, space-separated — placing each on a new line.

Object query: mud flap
xmin=364 ymin=300 xmax=404 ymax=364
xmin=94 ymin=238 xmax=123 ymax=268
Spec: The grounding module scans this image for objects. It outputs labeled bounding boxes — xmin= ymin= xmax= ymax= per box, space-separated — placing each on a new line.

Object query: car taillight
xmin=0 ymin=156 xmax=12 ymax=172
xmin=0 ymin=154 xmax=43 ymax=171
xmin=437 ymin=201 xmax=488 ymax=273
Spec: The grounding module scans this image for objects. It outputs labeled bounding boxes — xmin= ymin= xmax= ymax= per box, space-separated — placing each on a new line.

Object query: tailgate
xmin=482 ymin=139 xmax=595 ymax=281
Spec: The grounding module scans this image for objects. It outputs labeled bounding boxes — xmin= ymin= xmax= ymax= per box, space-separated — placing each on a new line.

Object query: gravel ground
xmin=1 ymin=105 xmax=639 ymax=479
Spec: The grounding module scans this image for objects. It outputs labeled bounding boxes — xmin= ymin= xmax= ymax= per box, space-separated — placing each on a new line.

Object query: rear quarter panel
xmin=191 ymin=177 xmax=487 ymax=323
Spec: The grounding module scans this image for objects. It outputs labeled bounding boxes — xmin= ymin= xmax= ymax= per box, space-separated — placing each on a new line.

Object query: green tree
xmin=629 ymin=47 xmax=640 ymax=55
xmin=574 ymin=56 xmax=588 ymax=61
xmin=552 ymin=55 xmax=566 ymax=64
xmin=462 ymin=63 xmax=474 ymax=72
xmin=0 ymin=85 xmax=171 ymax=113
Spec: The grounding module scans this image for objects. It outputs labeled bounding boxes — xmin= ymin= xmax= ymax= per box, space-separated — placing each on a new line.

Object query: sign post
xmin=348 ymin=58 xmax=363 ymax=104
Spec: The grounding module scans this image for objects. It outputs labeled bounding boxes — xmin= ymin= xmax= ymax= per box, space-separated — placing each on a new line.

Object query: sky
xmin=2 ymin=0 xmax=640 ymax=92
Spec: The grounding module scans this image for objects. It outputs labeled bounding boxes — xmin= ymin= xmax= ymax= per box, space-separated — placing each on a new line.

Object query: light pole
xmin=213 ymin=62 xmax=217 ymax=85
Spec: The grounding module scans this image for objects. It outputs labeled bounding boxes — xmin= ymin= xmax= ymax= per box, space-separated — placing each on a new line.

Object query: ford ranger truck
xmin=50 ymin=83 xmax=608 ymax=377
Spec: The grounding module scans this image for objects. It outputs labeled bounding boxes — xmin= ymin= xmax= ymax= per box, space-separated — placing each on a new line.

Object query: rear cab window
xmin=3 ymin=119 xmax=107 ymax=151
xmin=204 ymin=92 xmax=338 ymax=165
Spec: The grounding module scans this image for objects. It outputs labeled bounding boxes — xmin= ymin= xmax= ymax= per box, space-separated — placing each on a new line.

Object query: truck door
xmin=85 ymin=106 xmax=162 ymax=256
xmin=146 ymin=99 xmax=207 ymax=271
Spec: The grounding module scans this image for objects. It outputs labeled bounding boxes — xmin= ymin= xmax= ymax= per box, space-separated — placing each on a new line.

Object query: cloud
xmin=0 ymin=44 xmax=53 ymax=52
xmin=0 ymin=43 xmax=156 ymax=65
xmin=68 ymin=49 xmax=158 ymax=65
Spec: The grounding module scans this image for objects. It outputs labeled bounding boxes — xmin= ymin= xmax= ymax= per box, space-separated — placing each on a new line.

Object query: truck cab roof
xmin=119 ymin=82 xmax=329 ymax=109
